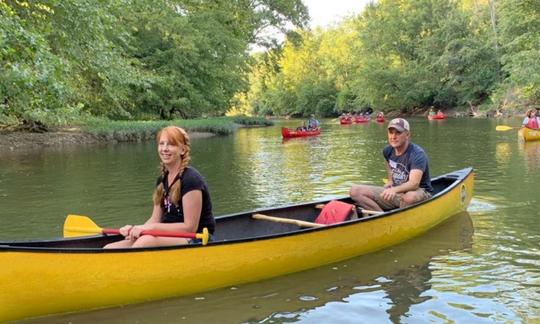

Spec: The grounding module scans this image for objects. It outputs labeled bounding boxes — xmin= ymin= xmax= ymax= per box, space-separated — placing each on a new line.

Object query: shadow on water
xmin=22 ymin=212 xmax=473 ymax=324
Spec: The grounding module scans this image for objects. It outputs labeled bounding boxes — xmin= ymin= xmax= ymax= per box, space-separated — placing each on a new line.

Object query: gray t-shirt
xmin=383 ymin=143 xmax=433 ymax=194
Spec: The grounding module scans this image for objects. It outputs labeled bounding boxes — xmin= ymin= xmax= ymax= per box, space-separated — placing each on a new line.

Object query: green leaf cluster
xmin=242 ymin=0 xmax=539 ymax=117
xmin=0 ymin=0 xmax=307 ymax=130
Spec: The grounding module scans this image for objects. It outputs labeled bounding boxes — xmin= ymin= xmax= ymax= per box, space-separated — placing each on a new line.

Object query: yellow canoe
xmin=0 ymin=168 xmax=474 ymax=322
xmin=519 ymin=127 xmax=540 ymax=141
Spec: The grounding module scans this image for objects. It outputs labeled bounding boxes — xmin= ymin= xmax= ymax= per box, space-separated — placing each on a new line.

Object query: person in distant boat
xmin=522 ymin=109 xmax=536 ymax=128
xmin=428 ymin=108 xmax=436 ymax=116
xmin=522 ymin=109 xmax=540 ymax=130
xmin=436 ymin=109 xmax=444 ymax=116
xmin=104 ymin=126 xmax=215 ymax=248
xmin=376 ymin=111 xmax=384 ymax=119
xmin=350 ymin=118 xmax=434 ymax=212
xmin=306 ymin=114 xmax=320 ymax=130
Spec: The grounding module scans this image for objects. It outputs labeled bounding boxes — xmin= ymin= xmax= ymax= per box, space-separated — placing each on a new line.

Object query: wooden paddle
xmin=63 ymin=214 xmax=209 ymax=245
xmin=252 ymin=213 xmax=324 ymax=228
xmin=496 ymin=125 xmax=519 ymax=131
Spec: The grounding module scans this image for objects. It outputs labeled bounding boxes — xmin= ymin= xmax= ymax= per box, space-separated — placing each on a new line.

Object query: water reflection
xmin=495 ymin=142 xmax=511 ymax=167
xmin=519 ymin=140 xmax=540 ymax=171
xmin=24 ymin=213 xmax=473 ymax=324
xmin=281 ymin=135 xmax=322 ymax=145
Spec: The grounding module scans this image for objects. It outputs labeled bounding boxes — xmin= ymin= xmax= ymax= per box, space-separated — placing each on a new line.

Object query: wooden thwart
xmin=252 ymin=213 xmax=324 ymax=228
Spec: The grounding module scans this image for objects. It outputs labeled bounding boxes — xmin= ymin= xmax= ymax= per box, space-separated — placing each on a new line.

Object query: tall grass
xmin=81 ymin=117 xmax=272 ymax=142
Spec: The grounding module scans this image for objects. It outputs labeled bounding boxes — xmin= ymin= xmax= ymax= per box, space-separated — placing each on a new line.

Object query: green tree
xmin=350 ymin=0 xmax=498 ymax=111
xmin=0 ymin=0 xmax=309 ymax=128
xmin=495 ymin=0 xmax=540 ymax=107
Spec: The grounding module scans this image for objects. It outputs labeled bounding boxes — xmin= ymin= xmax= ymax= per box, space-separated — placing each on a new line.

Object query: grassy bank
xmin=81 ymin=116 xmax=273 ymax=142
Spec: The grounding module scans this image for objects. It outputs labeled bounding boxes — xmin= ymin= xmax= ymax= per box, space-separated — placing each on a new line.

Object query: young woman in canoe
xmin=104 ymin=126 xmax=215 ymax=248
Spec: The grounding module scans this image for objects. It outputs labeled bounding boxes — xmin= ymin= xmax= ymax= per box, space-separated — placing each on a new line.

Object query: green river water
xmin=1 ymin=117 xmax=539 ymax=323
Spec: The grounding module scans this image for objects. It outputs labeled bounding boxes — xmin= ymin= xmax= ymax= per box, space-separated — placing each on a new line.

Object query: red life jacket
xmin=315 ymin=200 xmax=354 ymax=225
xmin=526 ymin=117 xmax=539 ymax=129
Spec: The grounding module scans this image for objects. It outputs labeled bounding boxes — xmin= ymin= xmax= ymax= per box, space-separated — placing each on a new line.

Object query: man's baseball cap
xmin=387 ymin=118 xmax=410 ymax=132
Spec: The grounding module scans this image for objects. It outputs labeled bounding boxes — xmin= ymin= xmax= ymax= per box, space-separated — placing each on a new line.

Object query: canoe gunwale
xmin=0 ymin=167 xmax=473 ymax=253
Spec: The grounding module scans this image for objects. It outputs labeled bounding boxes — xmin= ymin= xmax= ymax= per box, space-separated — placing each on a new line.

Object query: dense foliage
xmin=240 ymin=0 xmax=540 ymax=117
xmin=1 ymin=0 xmax=538 ymax=129
xmin=0 ymin=0 xmax=307 ymax=129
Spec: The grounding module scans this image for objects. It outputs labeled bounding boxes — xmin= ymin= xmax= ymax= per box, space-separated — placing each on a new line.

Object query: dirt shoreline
xmin=0 ymin=130 xmax=215 ymax=153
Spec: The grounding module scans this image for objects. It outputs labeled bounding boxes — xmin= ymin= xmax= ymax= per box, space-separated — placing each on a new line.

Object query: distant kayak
xmin=375 ymin=116 xmax=385 ymax=123
xmin=428 ymin=113 xmax=446 ymax=120
xmin=281 ymin=127 xmax=321 ymax=138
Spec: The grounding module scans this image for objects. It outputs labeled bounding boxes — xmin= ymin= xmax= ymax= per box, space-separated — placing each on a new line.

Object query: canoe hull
xmin=0 ymin=168 xmax=474 ymax=321
xmin=354 ymin=117 xmax=369 ymax=123
xmin=281 ymin=127 xmax=320 ymax=138
xmin=428 ymin=114 xmax=446 ymax=120
xmin=519 ymin=127 xmax=540 ymax=141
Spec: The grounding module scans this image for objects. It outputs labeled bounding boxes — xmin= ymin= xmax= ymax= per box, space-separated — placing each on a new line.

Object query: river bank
xmin=0 ymin=116 xmax=272 ymax=153
xmin=0 ymin=128 xmax=217 ymax=153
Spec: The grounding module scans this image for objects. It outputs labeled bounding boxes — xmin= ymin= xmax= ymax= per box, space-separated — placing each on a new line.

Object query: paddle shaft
xmin=66 ymin=226 xmax=199 ymax=239
xmin=252 ymin=213 xmax=324 ymax=228
xmin=103 ymin=228 xmax=200 ymax=239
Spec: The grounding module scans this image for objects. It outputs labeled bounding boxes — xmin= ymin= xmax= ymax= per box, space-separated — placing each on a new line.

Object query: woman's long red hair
xmin=152 ymin=126 xmax=191 ymax=206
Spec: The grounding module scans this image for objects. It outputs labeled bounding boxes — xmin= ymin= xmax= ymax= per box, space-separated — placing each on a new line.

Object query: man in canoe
xmin=306 ymin=114 xmax=320 ymax=130
xmin=350 ymin=118 xmax=434 ymax=212
xmin=104 ymin=126 xmax=215 ymax=248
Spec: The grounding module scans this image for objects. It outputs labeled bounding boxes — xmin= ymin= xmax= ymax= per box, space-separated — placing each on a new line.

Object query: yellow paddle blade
xmin=63 ymin=214 xmax=103 ymax=237
xmin=496 ymin=125 xmax=515 ymax=131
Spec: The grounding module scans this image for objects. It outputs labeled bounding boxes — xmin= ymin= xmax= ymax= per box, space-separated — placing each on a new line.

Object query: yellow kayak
xmin=519 ymin=127 xmax=540 ymax=141
xmin=0 ymin=168 xmax=474 ymax=322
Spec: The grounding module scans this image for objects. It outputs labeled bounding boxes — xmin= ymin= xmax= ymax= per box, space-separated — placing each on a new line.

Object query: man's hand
xmin=380 ymin=186 xmax=397 ymax=201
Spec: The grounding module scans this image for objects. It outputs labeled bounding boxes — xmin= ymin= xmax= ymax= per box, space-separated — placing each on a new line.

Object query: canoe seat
xmin=315 ymin=200 xmax=355 ymax=225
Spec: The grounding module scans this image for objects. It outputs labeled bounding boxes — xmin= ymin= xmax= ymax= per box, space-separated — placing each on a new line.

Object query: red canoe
xmin=354 ymin=116 xmax=369 ymax=123
xmin=428 ymin=114 xmax=446 ymax=120
xmin=281 ymin=127 xmax=321 ymax=138
xmin=339 ymin=118 xmax=352 ymax=125
xmin=376 ymin=116 xmax=385 ymax=123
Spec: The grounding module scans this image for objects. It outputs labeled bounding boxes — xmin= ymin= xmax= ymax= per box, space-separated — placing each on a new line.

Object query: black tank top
xmin=157 ymin=167 xmax=215 ymax=234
